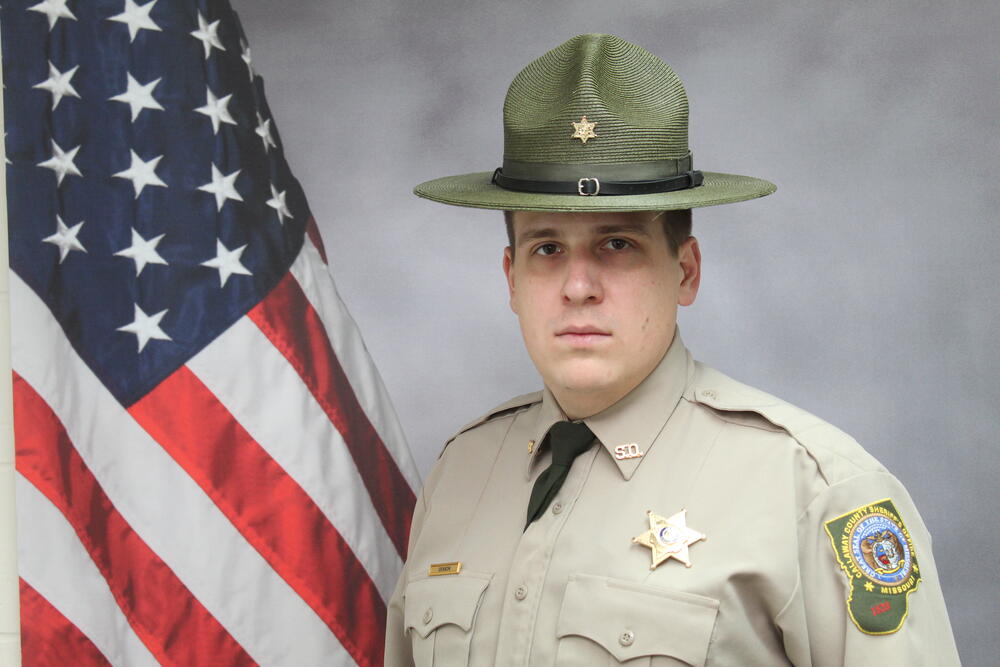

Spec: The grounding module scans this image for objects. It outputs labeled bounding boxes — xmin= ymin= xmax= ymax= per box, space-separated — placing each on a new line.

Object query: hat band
xmin=501 ymin=154 xmax=693 ymax=181
xmin=492 ymin=168 xmax=703 ymax=196
xmin=493 ymin=153 xmax=701 ymax=196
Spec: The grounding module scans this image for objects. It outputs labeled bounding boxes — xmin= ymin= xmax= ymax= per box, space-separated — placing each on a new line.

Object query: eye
xmin=533 ymin=242 xmax=561 ymax=256
xmin=603 ymin=238 xmax=632 ymax=251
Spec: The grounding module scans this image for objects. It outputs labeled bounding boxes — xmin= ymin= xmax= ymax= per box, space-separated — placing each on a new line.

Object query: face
xmin=503 ymin=211 xmax=701 ymax=419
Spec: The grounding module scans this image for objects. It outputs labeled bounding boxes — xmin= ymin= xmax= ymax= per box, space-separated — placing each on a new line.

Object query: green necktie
xmin=525 ymin=421 xmax=595 ymax=528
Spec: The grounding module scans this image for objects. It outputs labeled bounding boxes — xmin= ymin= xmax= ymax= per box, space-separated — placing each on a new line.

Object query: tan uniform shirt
xmin=386 ymin=335 xmax=960 ymax=666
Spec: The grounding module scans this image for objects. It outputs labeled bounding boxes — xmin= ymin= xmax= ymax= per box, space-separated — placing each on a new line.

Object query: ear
xmin=677 ymin=236 xmax=701 ymax=307
xmin=503 ymin=246 xmax=518 ymax=313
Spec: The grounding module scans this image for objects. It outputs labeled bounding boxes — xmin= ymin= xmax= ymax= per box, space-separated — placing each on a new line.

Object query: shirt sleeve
xmin=776 ymin=471 xmax=961 ymax=666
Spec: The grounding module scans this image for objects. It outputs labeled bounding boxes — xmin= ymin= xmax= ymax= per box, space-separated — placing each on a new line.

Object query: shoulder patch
xmin=823 ymin=498 xmax=922 ymax=635
xmin=441 ymin=391 xmax=542 ymax=454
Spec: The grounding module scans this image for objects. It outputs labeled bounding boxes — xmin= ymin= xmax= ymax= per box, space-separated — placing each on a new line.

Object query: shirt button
xmin=514 ymin=585 xmax=528 ymax=601
xmin=701 ymin=389 xmax=718 ymax=400
xmin=422 ymin=608 xmax=433 ymax=624
xmin=552 ymin=501 xmax=563 ymax=514
xmin=619 ymin=630 xmax=635 ymax=647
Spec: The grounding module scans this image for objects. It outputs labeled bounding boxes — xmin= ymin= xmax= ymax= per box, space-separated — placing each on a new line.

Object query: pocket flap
xmin=404 ymin=572 xmax=492 ymax=639
xmin=556 ymin=574 xmax=719 ymax=665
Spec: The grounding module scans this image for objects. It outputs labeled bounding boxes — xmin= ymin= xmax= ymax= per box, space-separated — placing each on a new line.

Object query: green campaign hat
xmin=414 ymin=33 xmax=776 ymax=212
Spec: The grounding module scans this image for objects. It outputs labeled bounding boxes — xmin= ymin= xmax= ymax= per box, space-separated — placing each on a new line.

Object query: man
xmin=385 ymin=34 xmax=959 ymax=665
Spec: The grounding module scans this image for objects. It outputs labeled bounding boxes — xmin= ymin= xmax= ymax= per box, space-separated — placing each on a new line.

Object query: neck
xmin=550 ymin=383 xmax=635 ymax=421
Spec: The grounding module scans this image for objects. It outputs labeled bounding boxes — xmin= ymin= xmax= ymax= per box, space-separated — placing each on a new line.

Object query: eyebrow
xmin=593 ymin=223 xmax=653 ymax=238
xmin=517 ymin=223 xmax=653 ymax=246
xmin=517 ymin=227 xmax=560 ymax=246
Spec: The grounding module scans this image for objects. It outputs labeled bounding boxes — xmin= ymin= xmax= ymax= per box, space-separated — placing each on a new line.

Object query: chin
xmin=547 ymin=362 xmax=620 ymax=396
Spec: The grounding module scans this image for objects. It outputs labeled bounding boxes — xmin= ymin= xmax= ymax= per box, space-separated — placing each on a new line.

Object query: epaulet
xmin=442 ymin=391 xmax=542 ymax=451
xmin=685 ymin=361 xmax=884 ymax=481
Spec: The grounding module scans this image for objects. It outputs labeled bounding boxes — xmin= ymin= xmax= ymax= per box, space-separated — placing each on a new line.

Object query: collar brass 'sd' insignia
xmin=633 ymin=509 xmax=705 ymax=569
xmin=614 ymin=443 xmax=644 ymax=460
xmin=570 ymin=116 xmax=597 ymax=143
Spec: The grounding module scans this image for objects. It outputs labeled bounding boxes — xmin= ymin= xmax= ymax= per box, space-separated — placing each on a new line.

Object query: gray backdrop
xmin=238 ymin=1 xmax=999 ymax=663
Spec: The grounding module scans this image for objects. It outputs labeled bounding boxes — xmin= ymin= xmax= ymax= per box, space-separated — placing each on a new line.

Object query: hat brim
xmin=414 ymin=170 xmax=776 ymax=212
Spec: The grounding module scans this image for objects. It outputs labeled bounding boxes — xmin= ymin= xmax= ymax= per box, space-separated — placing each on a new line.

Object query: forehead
xmin=511 ymin=210 xmax=664 ymax=241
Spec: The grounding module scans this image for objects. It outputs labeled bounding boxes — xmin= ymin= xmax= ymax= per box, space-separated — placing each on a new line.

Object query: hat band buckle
xmin=578 ymin=178 xmax=600 ymax=196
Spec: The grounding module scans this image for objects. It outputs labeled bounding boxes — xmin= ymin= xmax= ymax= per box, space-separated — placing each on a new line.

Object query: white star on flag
xmin=194 ymin=88 xmax=237 ymax=134
xmin=113 ymin=150 xmax=168 ymax=198
xmin=114 ymin=228 xmax=167 ymax=276
xmin=32 ymin=61 xmax=81 ymax=110
xmin=27 ymin=0 xmax=76 ymax=30
xmin=201 ymin=239 xmax=252 ymax=287
xmin=266 ymin=183 xmax=292 ymax=224
xmin=116 ymin=304 xmax=171 ymax=352
xmin=37 ymin=139 xmax=82 ymax=185
xmin=240 ymin=40 xmax=254 ymax=80
xmin=255 ymin=112 xmax=276 ymax=152
xmin=198 ymin=164 xmax=243 ymax=211
xmin=190 ymin=11 xmax=224 ymax=59
xmin=42 ymin=215 xmax=86 ymax=263
xmin=107 ymin=0 xmax=162 ymax=43
xmin=109 ymin=73 xmax=164 ymax=122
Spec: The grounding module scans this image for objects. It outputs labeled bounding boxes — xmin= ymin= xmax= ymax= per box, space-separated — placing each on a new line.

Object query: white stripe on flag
xmin=291 ymin=238 xmax=422 ymax=491
xmin=10 ymin=273 xmax=355 ymax=666
xmin=16 ymin=474 xmax=159 ymax=667
xmin=188 ymin=309 xmax=403 ymax=599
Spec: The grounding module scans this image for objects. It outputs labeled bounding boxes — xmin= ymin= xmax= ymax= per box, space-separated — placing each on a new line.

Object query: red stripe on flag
xmin=248 ymin=273 xmax=415 ymax=557
xmin=306 ymin=217 xmax=328 ymax=264
xmin=12 ymin=373 xmax=256 ymax=667
xmin=128 ymin=365 xmax=386 ymax=667
xmin=19 ymin=578 xmax=112 ymax=667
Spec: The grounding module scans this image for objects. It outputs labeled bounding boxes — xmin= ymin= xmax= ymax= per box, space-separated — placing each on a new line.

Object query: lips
xmin=556 ymin=325 xmax=610 ymax=336
xmin=555 ymin=326 xmax=611 ymax=346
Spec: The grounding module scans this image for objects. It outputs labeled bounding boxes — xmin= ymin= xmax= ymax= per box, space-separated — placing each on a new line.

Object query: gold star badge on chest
xmin=570 ymin=116 xmax=597 ymax=143
xmin=633 ymin=509 xmax=706 ymax=569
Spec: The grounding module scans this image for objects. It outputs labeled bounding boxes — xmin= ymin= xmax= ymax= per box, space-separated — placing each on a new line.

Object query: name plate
xmin=428 ymin=562 xmax=462 ymax=576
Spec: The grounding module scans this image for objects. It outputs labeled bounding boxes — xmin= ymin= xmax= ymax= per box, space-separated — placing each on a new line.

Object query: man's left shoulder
xmin=684 ymin=361 xmax=886 ymax=484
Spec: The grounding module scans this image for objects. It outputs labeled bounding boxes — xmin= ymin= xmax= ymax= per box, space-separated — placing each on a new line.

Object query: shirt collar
xmin=525 ymin=329 xmax=693 ymax=480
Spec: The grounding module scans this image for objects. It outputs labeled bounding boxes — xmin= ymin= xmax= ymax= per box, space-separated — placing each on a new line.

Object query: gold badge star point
xmin=570 ymin=115 xmax=597 ymax=143
xmin=864 ymin=581 xmax=875 ymax=592
xmin=632 ymin=509 xmax=706 ymax=570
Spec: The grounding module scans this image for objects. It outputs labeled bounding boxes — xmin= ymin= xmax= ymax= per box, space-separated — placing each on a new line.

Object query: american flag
xmin=2 ymin=0 xmax=419 ymax=664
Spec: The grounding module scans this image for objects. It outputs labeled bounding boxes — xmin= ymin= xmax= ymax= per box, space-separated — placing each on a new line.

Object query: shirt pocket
xmin=403 ymin=571 xmax=492 ymax=667
xmin=555 ymin=573 xmax=719 ymax=667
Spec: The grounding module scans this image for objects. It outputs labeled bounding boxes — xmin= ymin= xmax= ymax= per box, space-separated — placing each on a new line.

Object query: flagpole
xmin=0 ymin=41 xmax=23 ymax=666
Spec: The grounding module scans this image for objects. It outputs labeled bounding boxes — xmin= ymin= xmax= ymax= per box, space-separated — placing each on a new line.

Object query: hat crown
xmin=412 ymin=33 xmax=776 ymax=212
xmin=503 ymin=33 xmax=691 ymax=165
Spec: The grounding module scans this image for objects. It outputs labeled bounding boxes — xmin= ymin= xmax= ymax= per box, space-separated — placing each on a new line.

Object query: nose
xmin=561 ymin=249 xmax=603 ymax=305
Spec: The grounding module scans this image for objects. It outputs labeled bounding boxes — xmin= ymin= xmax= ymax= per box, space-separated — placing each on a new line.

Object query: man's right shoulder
xmin=440 ymin=391 xmax=542 ymax=455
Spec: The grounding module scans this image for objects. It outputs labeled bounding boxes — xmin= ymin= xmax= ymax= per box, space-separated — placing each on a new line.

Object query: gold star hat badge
xmin=570 ymin=115 xmax=597 ymax=143
xmin=633 ymin=509 xmax=706 ymax=569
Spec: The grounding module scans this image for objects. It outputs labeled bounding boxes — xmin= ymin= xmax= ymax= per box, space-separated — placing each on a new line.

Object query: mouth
xmin=555 ymin=326 xmax=612 ymax=346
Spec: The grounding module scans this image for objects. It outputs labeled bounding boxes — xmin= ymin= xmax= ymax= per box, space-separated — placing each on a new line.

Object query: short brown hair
xmin=503 ymin=209 xmax=692 ymax=257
